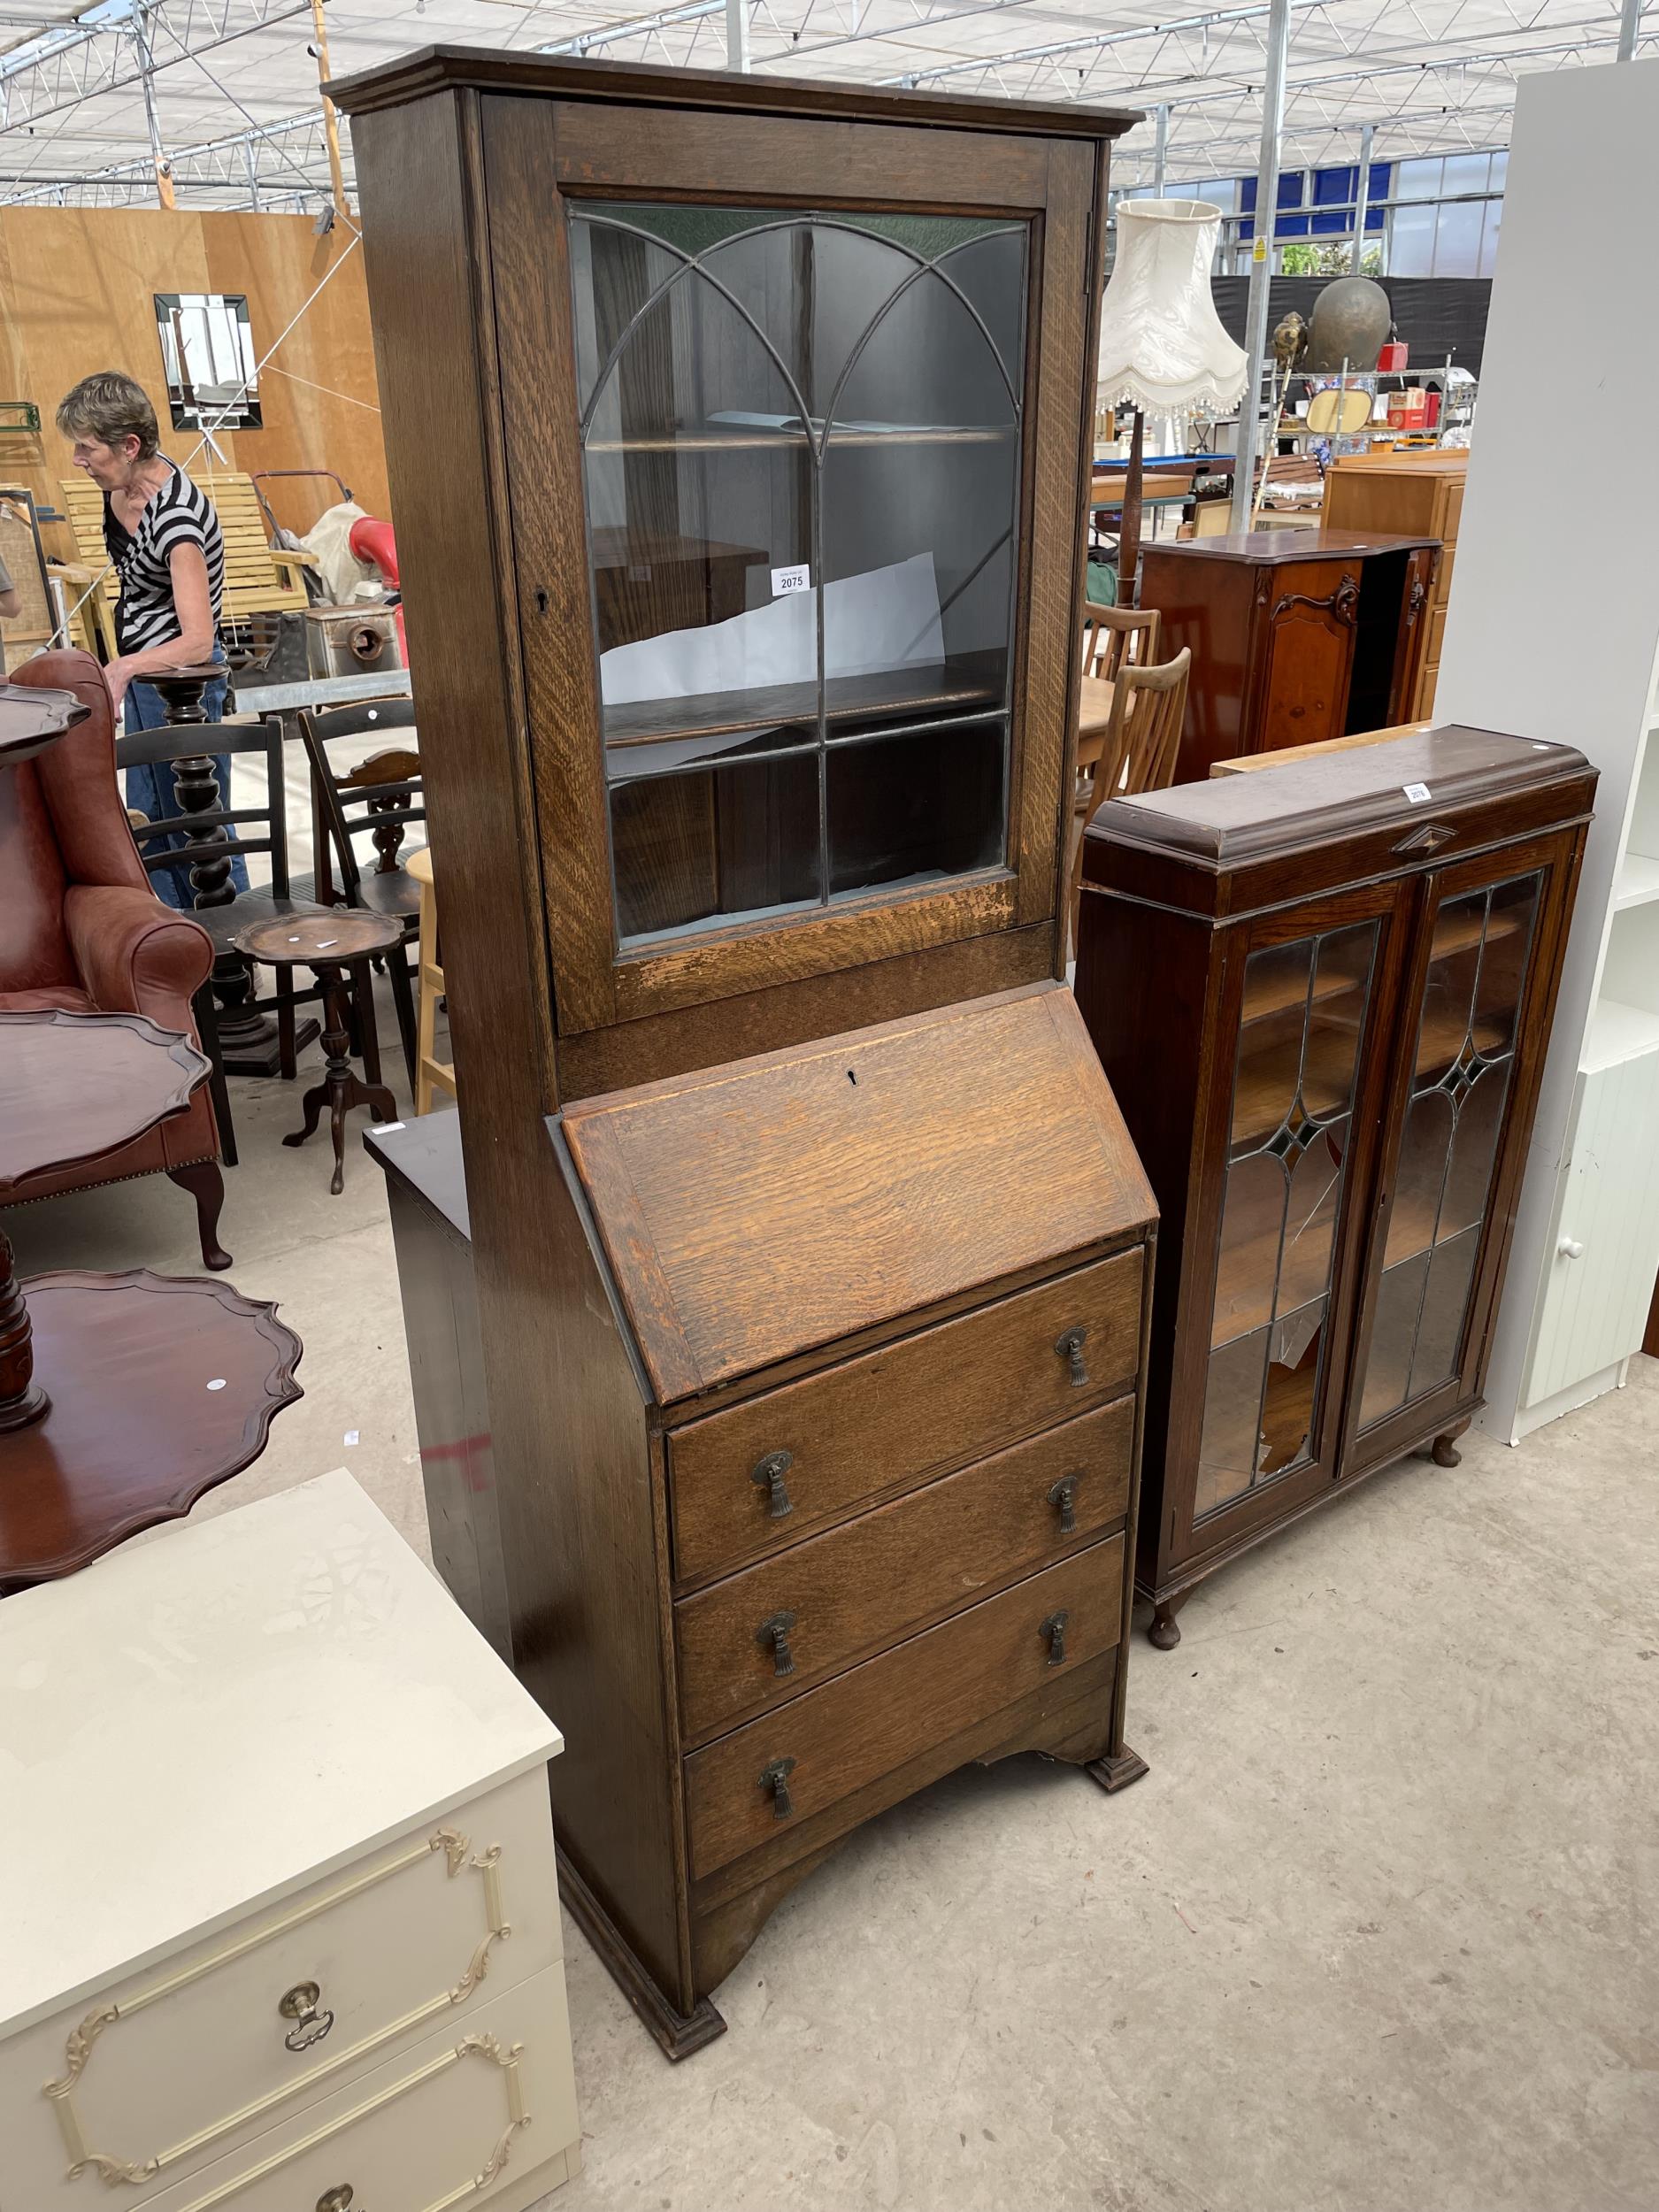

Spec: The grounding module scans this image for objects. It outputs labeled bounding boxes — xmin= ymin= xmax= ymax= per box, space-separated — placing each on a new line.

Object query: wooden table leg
xmin=283 ymin=964 xmax=397 ymax=1196
xmin=0 ymin=1226 xmax=48 ymax=1432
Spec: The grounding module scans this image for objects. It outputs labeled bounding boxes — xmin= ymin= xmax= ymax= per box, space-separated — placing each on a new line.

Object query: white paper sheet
xmin=598 ymin=550 xmax=945 ymax=707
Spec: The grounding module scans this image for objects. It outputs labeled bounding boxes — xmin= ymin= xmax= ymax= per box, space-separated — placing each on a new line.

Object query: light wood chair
xmin=1069 ymin=646 xmax=1192 ymax=955
xmin=59 ymin=471 xmax=317 ymax=652
xmin=407 ymin=845 xmax=456 ymax=1117
xmin=1079 ymin=600 xmax=1162 ymax=748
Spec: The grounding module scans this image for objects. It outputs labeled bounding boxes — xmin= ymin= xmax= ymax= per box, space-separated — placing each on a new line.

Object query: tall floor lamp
xmin=1096 ymin=199 xmax=1248 ymax=603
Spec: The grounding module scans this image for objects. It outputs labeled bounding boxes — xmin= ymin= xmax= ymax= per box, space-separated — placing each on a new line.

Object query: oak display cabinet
xmin=334 ymin=49 xmax=1152 ymax=2056
xmin=1075 ymin=726 xmax=1594 ymax=1650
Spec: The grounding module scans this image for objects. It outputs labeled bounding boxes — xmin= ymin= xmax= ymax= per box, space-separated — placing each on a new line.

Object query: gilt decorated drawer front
xmin=683 ymin=1534 xmax=1126 ymax=1880
xmin=138 ymin=1968 xmax=577 ymax=2212
xmin=27 ymin=1772 xmax=557 ymax=2200
xmin=674 ymin=1394 xmax=1134 ymax=1743
xmin=668 ymin=1250 xmax=1144 ymax=1584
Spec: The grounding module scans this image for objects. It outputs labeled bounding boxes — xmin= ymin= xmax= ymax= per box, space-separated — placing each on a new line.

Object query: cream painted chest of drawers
xmin=0 ymin=1471 xmax=580 ymax=2212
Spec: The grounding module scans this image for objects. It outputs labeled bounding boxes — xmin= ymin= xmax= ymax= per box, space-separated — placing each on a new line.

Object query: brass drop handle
xmin=279 ymin=1980 xmax=334 ymax=2053
xmin=1055 ymin=1326 xmax=1090 ymax=1387
xmin=757 ymin=1608 xmax=797 ymax=1677
xmin=750 ymin=1449 xmax=794 ymax=1519
xmin=1048 ymin=1475 xmax=1079 ymax=1535
xmin=759 ymin=1755 xmax=797 ymax=1820
xmin=316 ymin=2189 xmax=356 ymax=2212
xmin=1041 ymin=1609 xmax=1070 ymax=1666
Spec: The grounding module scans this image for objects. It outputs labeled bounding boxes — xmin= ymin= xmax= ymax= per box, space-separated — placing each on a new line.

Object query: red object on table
xmin=1378 ymin=341 xmax=1409 ymax=372
xmin=349 ymin=514 xmax=406 ymax=661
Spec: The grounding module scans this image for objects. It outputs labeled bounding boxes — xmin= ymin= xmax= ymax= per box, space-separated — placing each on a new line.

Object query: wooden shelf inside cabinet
xmin=1582 ymin=996 xmax=1659 ymax=1074
xmin=585 ymin=425 xmax=1018 ymax=452
xmin=1075 ymin=722 xmax=1594 ymax=1653
xmin=603 ymin=654 xmax=1006 ymax=757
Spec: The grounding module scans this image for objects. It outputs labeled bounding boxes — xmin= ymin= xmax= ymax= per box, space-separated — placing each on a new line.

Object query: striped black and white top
xmin=102 ymin=459 xmax=225 ymax=656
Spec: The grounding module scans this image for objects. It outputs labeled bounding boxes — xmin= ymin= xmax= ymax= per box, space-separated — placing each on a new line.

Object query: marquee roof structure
xmin=0 ymin=0 xmax=1648 ymax=211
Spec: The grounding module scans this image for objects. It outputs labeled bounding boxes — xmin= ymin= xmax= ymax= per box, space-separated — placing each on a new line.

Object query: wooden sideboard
xmin=1139 ymin=529 xmax=1440 ymax=777
xmin=335 ymin=50 xmax=1150 ymax=2056
xmin=1075 ymin=726 xmax=1594 ymax=1650
xmin=1324 ymin=452 xmax=1467 ymax=720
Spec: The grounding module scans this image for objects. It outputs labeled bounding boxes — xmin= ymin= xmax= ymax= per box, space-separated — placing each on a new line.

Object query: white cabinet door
xmin=1525 ymin=1050 xmax=1659 ymax=1406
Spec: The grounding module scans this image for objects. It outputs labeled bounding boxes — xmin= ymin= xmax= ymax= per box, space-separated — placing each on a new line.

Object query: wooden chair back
xmin=1079 ymin=600 xmax=1161 ymax=686
xmin=1069 ymin=646 xmax=1192 ymax=952
xmin=112 ymin=715 xmax=295 ymax=896
xmin=407 ymin=845 xmax=457 ymax=1117
xmin=298 ymin=699 xmax=425 ymax=905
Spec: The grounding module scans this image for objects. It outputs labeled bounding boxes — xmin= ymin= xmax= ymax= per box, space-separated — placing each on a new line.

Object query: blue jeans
xmin=123 ymin=662 xmax=250 ymax=911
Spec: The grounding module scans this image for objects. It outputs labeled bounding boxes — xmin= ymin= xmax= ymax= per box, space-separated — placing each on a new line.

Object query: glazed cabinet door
xmin=1342 ymin=833 xmax=1578 ymax=1470
xmin=1168 ymin=883 xmax=1406 ymax=1570
xmin=1252 ymin=562 xmax=1359 ymax=752
xmin=480 ymin=96 xmax=1099 ymax=1040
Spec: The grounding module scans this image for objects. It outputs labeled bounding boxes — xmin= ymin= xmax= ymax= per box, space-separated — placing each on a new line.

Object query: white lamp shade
xmin=1097 ymin=199 xmax=1248 ymax=417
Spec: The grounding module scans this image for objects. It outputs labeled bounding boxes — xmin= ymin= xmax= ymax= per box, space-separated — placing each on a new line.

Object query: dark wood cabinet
xmin=335 ymin=50 xmax=1150 ymax=2056
xmin=1139 ymin=530 xmax=1440 ymax=777
xmin=1074 ymin=726 xmax=1594 ymax=1649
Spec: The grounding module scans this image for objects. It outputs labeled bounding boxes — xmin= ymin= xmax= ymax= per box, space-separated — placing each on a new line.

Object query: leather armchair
xmin=0 ymin=648 xmax=229 ymax=1267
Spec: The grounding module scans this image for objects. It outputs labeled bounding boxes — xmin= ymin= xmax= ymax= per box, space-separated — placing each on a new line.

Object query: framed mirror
xmin=153 ymin=292 xmax=261 ymax=429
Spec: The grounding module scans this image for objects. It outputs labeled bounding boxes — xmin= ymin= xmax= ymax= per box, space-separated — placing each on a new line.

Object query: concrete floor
xmin=9 ymin=983 xmax=1659 ymax=2212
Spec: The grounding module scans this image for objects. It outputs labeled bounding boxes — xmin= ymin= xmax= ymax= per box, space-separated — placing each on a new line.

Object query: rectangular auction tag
xmin=772 ymin=565 xmax=810 ymax=596
xmin=1402 ymin=782 xmax=1432 ymax=804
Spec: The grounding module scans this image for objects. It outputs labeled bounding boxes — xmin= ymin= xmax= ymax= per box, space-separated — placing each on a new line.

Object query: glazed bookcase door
xmin=1342 ymin=837 xmax=1571 ymax=1469
xmin=1173 ymin=884 xmax=1402 ymax=1566
xmin=481 ymin=97 xmax=1097 ymax=1037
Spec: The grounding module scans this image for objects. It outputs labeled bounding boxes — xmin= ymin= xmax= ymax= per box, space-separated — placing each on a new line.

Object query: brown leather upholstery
xmin=1 ymin=649 xmax=219 ymax=1201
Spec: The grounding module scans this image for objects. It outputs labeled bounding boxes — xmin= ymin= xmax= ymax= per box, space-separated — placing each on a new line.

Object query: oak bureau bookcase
xmin=331 ymin=48 xmax=1153 ymax=2056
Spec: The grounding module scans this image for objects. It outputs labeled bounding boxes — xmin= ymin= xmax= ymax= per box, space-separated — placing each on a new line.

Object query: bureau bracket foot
xmin=1425 ymin=1417 xmax=1471 ymax=1469
xmin=1085 ymin=1744 xmax=1148 ymax=1793
xmin=1148 ymin=1592 xmax=1191 ymax=1649
xmin=556 ymin=1845 xmax=726 ymax=2063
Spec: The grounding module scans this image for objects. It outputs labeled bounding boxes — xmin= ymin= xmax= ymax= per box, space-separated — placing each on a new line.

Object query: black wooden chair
xmin=297 ymin=699 xmax=423 ymax=1087
xmin=114 ymin=716 xmax=386 ymax=1166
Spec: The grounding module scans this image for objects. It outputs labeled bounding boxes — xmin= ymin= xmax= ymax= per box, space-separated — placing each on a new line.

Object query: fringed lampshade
xmin=1097 ymin=199 xmax=1248 ymax=599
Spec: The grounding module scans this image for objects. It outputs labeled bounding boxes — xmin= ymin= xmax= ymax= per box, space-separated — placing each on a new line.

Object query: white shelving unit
xmin=1435 ymin=57 xmax=1659 ymax=1442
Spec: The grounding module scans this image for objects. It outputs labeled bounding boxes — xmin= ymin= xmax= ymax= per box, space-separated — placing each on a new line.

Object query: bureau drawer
xmin=675 ymin=1394 xmax=1134 ymax=1743
xmin=668 ymin=1248 xmax=1144 ymax=1583
xmin=684 ymin=1533 xmax=1126 ymax=1880
xmin=12 ymin=1770 xmax=558 ymax=2205
xmin=139 ymin=1966 xmax=579 ymax=2212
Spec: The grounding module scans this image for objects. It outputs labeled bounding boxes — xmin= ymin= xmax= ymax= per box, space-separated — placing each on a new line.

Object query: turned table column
xmin=148 ymin=662 xmax=283 ymax=1073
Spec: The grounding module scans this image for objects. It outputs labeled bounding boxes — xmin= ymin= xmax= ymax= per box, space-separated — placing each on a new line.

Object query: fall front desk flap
xmin=557 ymin=981 xmax=1156 ymax=1406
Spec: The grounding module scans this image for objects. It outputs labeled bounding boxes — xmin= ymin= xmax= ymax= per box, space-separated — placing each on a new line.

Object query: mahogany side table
xmin=0 ymin=1008 xmax=302 ymax=1594
xmin=232 ymin=910 xmax=402 ymax=1194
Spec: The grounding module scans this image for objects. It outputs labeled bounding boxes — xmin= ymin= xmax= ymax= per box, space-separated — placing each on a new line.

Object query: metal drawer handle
xmin=750 ymin=1449 xmax=794 ymax=1519
xmin=1041 ymin=1609 xmax=1070 ymax=1666
xmin=1055 ymin=1326 xmax=1090 ymax=1387
xmin=1393 ymin=820 xmax=1457 ymax=856
xmin=1048 ymin=1475 xmax=1079 ymax=1534
xmin=279 ymin=1981 xmax=334 ymax=2053
xmin=759 ymin=1755 xmax=797 ymax=1820
xmin=316 ymin=2190 xmax=357 ymax=2212
xmin=757 ymin=1608 xmax=797 ymax=1677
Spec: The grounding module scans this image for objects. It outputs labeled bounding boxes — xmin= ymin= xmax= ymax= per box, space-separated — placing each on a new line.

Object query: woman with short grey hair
xmin=56 ymin=368 xmax=246 ymax=908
